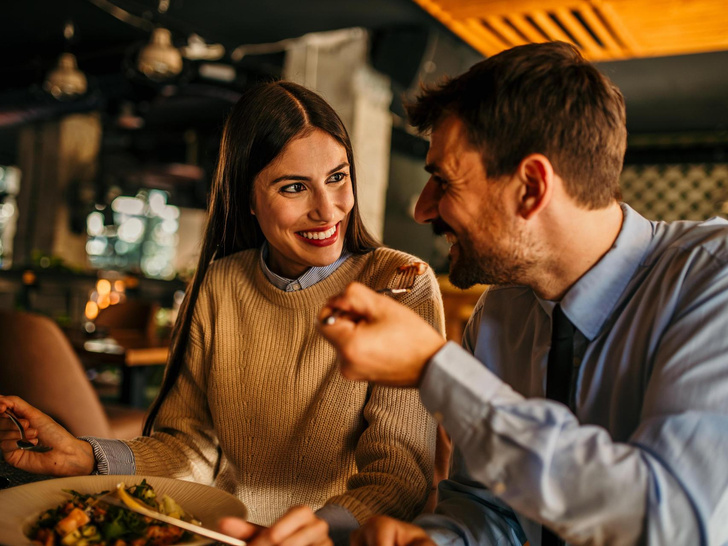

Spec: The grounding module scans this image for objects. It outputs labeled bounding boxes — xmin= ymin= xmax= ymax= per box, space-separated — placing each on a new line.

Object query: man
xmin=317 ymin=41 xmax=728 ymax=545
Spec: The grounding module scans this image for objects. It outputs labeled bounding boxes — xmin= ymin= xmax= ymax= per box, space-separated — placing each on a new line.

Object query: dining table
xmin=0 ymin=459 xmax=52 ymax=490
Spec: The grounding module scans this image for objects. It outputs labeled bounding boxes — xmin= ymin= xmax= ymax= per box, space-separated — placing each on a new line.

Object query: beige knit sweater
xmin=126 ymin=247 xmax=445 ymax=526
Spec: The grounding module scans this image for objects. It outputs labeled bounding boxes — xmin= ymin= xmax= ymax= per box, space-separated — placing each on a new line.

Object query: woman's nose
xmin=310 ymin=190 xmax=336 ymax=221
xmin=413 ymin=179 xmax=438 ymax=224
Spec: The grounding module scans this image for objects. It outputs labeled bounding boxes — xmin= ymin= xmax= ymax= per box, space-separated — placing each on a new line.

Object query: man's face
xmin=414 ymin=115 xmax=535 ymax=288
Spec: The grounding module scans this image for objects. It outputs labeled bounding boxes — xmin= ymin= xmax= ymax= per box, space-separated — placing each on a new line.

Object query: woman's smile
xmin=296 ymin=223 xmax=340 ymax=246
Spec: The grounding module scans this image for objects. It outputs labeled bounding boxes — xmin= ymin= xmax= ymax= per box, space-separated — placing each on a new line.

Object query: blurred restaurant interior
xmin=0 ymin=0 xmax=727 ymax=435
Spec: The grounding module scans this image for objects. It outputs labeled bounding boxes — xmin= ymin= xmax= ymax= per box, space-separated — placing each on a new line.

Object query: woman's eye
xmin=280 ymin=182 xmax=306 ymax=194
xmin=328 ymin=172 xmax=347 ymax=183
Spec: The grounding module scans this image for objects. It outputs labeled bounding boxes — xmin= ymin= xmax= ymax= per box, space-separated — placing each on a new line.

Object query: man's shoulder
xmin=649 ymin=217 xmax=728 ymax=268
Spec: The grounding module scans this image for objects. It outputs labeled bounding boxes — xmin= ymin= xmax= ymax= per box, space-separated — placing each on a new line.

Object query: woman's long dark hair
xmin=143 ymin=81 xmax=379 ymax=435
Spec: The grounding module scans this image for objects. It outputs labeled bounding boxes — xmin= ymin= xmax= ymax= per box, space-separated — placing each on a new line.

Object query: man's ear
xmin=516 ymin=154 xmax=554 ymax=220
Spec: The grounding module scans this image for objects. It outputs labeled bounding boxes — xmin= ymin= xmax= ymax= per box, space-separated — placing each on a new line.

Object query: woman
xmin=0 ymin=82 xmax=445 ymax=544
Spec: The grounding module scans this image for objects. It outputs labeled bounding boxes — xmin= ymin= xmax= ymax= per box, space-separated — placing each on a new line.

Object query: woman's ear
xmin=516 ymin=154 xmax=553 ymax=220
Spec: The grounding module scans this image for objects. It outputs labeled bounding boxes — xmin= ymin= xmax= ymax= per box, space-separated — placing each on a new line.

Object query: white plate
xmin=0 ymin=475 xmax=248 ymax=546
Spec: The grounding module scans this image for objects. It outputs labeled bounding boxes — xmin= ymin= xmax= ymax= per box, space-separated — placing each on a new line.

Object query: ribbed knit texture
xmin=126 ymin=247 xmax=445 ymax=526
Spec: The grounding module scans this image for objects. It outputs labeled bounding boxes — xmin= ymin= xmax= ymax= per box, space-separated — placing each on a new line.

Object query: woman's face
xmin=251 ymin=129 xmax=355 ymax=279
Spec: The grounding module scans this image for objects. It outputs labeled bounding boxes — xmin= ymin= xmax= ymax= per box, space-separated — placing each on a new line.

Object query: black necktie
xmin=542 ymin=304 xmax=575 ymax=546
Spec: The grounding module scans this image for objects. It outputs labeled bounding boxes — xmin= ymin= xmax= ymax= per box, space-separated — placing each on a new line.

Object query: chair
xmin=94 ymin=299 xmax=157 ymax=338
xmin=0 ymin=309 xmax=146 ymax=439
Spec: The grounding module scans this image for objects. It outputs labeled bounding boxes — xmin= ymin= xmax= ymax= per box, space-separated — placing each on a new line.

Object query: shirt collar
xmin=557 ymin=203 xmax=654 ymax=340
xmin=259 ymin=241 xmax=352 ymax=292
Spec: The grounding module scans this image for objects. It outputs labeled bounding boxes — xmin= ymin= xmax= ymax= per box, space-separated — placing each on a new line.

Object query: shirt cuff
xmin=79 ymin=437 xmax=136 ymax=475
xmin=315 ymin=504 xmax=359 ymax=546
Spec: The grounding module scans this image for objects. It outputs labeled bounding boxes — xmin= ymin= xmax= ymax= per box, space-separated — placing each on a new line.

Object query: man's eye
xmin=434 ymin=175 xmax=448 ymax=187
xmin=328 ymin=172 xmax=347 ymax=183
xmin=281 ymin=182 xmax=306 ymax=194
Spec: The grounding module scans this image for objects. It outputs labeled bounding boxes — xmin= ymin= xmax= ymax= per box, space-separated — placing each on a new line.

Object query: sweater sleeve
xmin=324 ymin=259 xmax=444 ymax=522
xmin=123 ymin=281 xmax=220 ymax=482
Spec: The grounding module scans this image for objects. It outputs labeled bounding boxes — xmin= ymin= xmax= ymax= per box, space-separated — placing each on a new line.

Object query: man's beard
xmin=434 ymin=219 xmax=534 ymax=289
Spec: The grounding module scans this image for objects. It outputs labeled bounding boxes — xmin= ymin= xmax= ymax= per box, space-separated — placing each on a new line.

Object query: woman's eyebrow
xmin=269 ymin=174 xmax=309 ymax=185
xmin=268 ymin=162 xmax=350 ymax=186
xmin=327 ymin=162 xmax=349 ymax=175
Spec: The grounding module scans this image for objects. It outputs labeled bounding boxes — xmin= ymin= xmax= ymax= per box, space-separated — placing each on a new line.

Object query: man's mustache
xmin=431 ymin=219 xmax=453 ymax=236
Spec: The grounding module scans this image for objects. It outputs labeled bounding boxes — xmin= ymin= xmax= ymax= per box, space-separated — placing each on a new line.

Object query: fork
xmin=93 ymin=484 xmax=247 ymax=546
xmin=321 ymin=261 xmax=425 ymax=325
xmin=4 ymin=409 xmax=53 ymax=453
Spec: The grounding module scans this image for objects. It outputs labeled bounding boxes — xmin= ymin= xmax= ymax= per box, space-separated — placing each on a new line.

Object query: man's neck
xmin=530 ymin=201 xmax=624 ymax=301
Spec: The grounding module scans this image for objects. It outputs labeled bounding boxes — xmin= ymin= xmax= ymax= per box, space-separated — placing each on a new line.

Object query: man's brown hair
xmin=406 ymin=41 xmax=626 ymax=208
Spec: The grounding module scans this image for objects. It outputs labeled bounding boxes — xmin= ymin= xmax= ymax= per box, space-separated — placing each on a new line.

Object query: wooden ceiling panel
xmin=412 ymin=0 xmax=728 ymax=60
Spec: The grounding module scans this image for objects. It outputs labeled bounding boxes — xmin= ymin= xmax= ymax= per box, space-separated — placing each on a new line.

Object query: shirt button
xmin=291 ymin=283 xmax=301 ymax=291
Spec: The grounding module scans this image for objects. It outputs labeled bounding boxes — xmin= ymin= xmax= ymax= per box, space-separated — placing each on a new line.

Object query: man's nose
xmin=413 ymin=179 xmax=438 ymax=224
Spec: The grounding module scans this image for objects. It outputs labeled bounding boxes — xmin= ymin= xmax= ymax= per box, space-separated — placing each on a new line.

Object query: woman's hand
xmin=0 ymin=395 xmax=95 ymax=476
xmin=219 ymin=506 xmax=332 ymax=546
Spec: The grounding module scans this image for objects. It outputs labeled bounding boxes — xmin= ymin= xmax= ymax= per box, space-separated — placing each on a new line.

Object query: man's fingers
xmin=353 ymin=517 xmax=434 ymax=546
xmin=274 ymin=518 xmax=330 ymax=546
xmin=351 ymin=516 xmax=396 ymax=546
xmin=319 ymin=283 xmax=385 ymax=325
xmin=265 ymin=506 xmax=323 ymax=544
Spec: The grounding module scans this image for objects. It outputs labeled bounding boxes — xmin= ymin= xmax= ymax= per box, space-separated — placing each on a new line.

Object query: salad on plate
xmin=29 ymin=480 xmax=201 ymax=546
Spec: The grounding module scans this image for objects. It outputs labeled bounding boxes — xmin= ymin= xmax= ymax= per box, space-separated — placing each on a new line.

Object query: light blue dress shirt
xmin=416 ymin=204 xmax=728 ymax=545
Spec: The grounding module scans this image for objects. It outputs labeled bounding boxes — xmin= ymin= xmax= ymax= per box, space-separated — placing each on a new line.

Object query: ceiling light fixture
xmin=137 ymin=27 xmax=183 ymax=81
xmin=44 ymin=52 xmax=88 ymax=99
xmin=181 ymin=34 xmax=225 ymax=61
xmin=44 ymin=21 xmax=88 ymax=100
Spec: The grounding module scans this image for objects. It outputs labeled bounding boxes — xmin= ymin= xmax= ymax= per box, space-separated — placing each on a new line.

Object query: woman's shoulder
xmin=206 ymin=249 xmax=259 ymax=278
xmin=356 ymin=247 xmax=438 ymax=289
xmin=366 ymin=247 xmax=428 ymax=268
xmin=199 ymin=249 xmax=259 ymax=295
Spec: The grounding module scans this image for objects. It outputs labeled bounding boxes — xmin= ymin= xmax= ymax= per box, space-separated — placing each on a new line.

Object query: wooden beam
xmin=530 ymin=10 xmax=577 ymax=43
xmin=484 ymin=15 xmax=530 ymax=47
xmin=442 ymin=0 xmax=573 ymax=19
xmin=575 ymin=4 xmax=624 ymax=56
xmin=553 ymin=6 xmax=605 ymax=59
xmin=592 ymin=1 xmax=641 ymax=56
xmin=463 ymin=19 xmax=512 ymax=52
xmin=507 ymin=12 xmax=550 ymax=43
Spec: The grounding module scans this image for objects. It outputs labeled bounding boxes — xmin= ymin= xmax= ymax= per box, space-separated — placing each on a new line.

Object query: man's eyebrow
xmin=424 ymin=163 xmax=439 ymax=174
